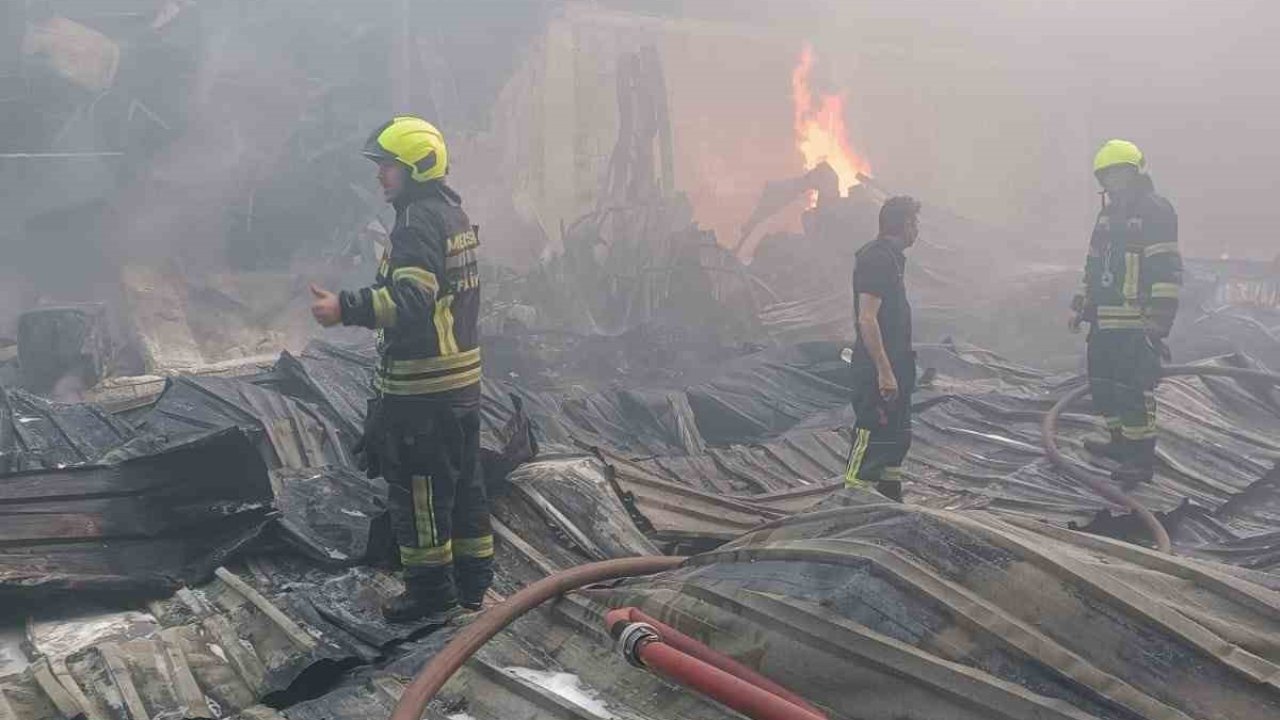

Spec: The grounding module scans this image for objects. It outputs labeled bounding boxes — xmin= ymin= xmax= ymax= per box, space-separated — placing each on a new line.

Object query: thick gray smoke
xmin=741 ymin=0 xmax=1279 ymax=261
xmin=2 ymin=0 xmax=1275 ymax=351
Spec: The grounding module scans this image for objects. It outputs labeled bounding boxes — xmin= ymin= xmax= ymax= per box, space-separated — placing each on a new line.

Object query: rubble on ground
xmin=1 ymin=316 xmax=1277 ymax=718
xmin=3 ymin=5 xmax=1280 ymax=719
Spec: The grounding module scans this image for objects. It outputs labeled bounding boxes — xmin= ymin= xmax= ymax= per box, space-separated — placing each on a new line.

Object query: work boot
xmin=1111 ymin=438 xmax=1155 ymax=488
xmin=455 ymin=556 xmax=494 ymax=612
xmin=875 ymin=480 xmax=904 ymax=503
xmin=381 ymin=578 xmax=460 ymax=624
xmin=1111 ymin=460 xmax=1154 ymax=488
xmin=1083 ymin=429 xmax=1125 ymax=461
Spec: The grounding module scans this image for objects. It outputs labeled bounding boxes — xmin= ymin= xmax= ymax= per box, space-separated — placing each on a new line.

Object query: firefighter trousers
xmin=376 ymin=398 xmax=494 ymax=607
xmin=845 ymin=352 xmax=915 ymax=500
xmin=1087 ymin=329 xmax=1161 ymax=462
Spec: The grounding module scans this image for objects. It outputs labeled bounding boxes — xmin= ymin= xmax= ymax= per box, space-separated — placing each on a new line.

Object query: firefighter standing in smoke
xmin=1070 ymin=140 xmax=1182 ymax=486
xmin=844 ymin=196 xmax=921 ymax=502
xmin=310 ymin=116 xmax=491 ymax=623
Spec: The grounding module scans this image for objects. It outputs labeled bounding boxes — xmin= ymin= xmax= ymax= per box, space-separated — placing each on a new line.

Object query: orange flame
xmin=792 ymin=44 xmax=869 ymax=197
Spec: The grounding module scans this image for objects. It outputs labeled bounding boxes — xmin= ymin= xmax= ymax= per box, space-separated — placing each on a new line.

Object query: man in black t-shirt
xmin=844 ymin=196 xmax=920 ymax=502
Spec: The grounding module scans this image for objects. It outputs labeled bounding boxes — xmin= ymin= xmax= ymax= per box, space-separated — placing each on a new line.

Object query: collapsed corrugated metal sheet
xmin=0 ymin=564 xmax=376 ymax=720
xmin=904 ymin=351 xmax=1280 ymax=567
xmin=136 ymin=375 xmax=354 ymax=470
xmin=486 ymin=337 xmax=1280 ymax=566
xmin=0 ymin=357 xmax=384 ymax=601
xmin=271 ymin=341 xmax=379 ymax=439
xmin=0 ymin=453 xmax=734 ymax=719
xmin=2 ymin=290 xmax=1279 ymax=719
xmin=130 ymin=371 xmax=395 ymax=567
xmin=0 ymin=387 xmax=134 ymax=473
xmin=0 ymin=428 xmax=273 ymax=600
xmin=13 ymin=478 xmax=1276 ymax=719
xmin=255 ymin=334 xmax=1280 ymax=564
xmin=593 ymin=493 xmax=1280 ymax=719
xmin=505 ymin=455 xmax=660 ymax=561
xmin=270 ymin=466 xmax=389 ymax=567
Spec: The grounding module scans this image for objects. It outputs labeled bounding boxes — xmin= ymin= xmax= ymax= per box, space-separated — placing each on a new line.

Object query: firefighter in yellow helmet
xmin=311 ymin=116 xmax=490 ymax=623
xmin=1069 ymin=140 xmax=1182 ymax=486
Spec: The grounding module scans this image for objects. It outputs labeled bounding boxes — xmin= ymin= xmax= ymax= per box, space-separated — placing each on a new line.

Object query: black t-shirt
xmin=851 ymin=237 xmax=912 ymax=367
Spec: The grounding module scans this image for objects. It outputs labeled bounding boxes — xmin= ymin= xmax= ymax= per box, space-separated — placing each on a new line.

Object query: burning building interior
xmin=1 ymin=2 xmax=1279 ymax=719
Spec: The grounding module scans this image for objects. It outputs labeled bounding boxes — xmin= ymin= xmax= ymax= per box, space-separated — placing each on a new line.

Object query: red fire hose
xmin=389 ymin=556 xmax=685 ymax=720
xmin=604 ymin=607 xmax=825 ymax=716
xmin=1042 ymin=363 xmax=1280 ymax=555
xmin=387 ymin=365 xmax=1278 ymax=718
xmin=606 ymin=608 xmax=828 ymax=720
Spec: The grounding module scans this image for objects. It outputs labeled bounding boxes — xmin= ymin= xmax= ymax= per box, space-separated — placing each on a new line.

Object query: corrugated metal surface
xmin=0 ymin=387 xmax=134 ymax=472
xmin=554 ymin=342 xmax=1280 ymax=565
xmin=3 ymin=300 xmax=1278 ymax=719
xmin=0 ymin=494 xmax=735 ymax=720
xmin=282 ymin=335 xmax=1280 ymax=564
xmin=138 ymin=375 xmax=353 ymax=470
xmin=597 ymin=493 xmax=1280 ymax=719
xmin=0 ymin=429 xmax=274 ymax=599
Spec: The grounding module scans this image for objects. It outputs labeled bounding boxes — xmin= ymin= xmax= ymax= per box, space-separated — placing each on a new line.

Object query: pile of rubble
xmin=2 ymin=314 xmax=1279 ymax=717
xmin=3 ymin=6 xmax=1280 ymax=719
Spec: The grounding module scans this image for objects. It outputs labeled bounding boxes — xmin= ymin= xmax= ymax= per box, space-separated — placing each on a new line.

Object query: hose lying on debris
xmin=390 ymin=363 xmax=1280 ymax=717
xmin=1042 ymin=363 xmax=1280 ymax=555
xmin=606 ymin=607 xmax=828 ymax=720
xmin=389 ymin=556 xmax=685 ymax=720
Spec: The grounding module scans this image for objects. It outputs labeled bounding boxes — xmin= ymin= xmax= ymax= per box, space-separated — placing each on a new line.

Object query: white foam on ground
xmin=504 ymin=667 xmax=618 ymax=718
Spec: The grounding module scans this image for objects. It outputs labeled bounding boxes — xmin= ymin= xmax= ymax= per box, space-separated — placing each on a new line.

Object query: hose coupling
xmin=616 ymin=622 xmax=660 ymax=668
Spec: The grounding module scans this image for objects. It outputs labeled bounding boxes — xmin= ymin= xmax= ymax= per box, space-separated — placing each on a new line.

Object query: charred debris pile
xmin=0 ymin=1 xmax=548 ymax=386
xmin=1 ymin=208 xmax=1278 ymax=716
xmin=2 ymin=331 xmax=1280 ymax=718
xmin=3 ymin=2 xmax=1277 ymax=393
xmin=2 ymin=5 xmax=1280 ymax=719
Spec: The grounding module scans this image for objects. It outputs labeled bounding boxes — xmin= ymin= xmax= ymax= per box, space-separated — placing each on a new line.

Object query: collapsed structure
xmin=2 ymin=3 xmax=1280 ymax=720
xmin=2 ymin=311 xmax=1278 ymax=718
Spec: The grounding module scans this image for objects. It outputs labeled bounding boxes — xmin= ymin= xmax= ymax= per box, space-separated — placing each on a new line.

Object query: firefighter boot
xmin=455 ymin=556 xmax=494 ymax=612
xmin=1111 ymin=438 xmax=1156 ymax=488
xmin=875 ymin=467 xmax=905 ymax=503
xmin=1084 ymin=429 xmax=1125 ymax=461
xmin=876 ymin=480 xmax=904 ymax=503
xmin=381 ymin=575 xmax=460 ymax=624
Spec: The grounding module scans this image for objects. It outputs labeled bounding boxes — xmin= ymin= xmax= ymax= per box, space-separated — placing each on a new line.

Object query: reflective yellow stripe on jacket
xmin=371 ymin=287 xmax=397 ymax=328
xmin=1095 ymin=305 xmax=1145 ymax=330
xmin=433 ymin=295 xmax=460 ymax=356
xmin=1122 ymin=252 xmax=1141 ymax=302
xmin=377 ymin=347 xmax=481 ymax=395
xmin=391 ymin=266 xmax=439 ymax=296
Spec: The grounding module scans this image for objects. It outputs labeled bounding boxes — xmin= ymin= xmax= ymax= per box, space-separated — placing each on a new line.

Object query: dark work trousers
xmin=1087 ymin=329 xmax=1161 ymax=462
xmin=845 ymin=351 xmax=915 ymax=498
xmin=377 ymin=399 xmax=494 ymax=607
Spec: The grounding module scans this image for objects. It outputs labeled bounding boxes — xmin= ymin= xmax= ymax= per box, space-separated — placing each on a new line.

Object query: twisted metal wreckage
xmin=4 ymin=5 xmax=1280 ymax=720
xmin=1 ymin=278 xmax=1279 ymax=718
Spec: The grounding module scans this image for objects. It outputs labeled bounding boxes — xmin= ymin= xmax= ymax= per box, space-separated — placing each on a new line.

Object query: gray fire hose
xmin=1042 ymin=364 xmax=1280 ymax=554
